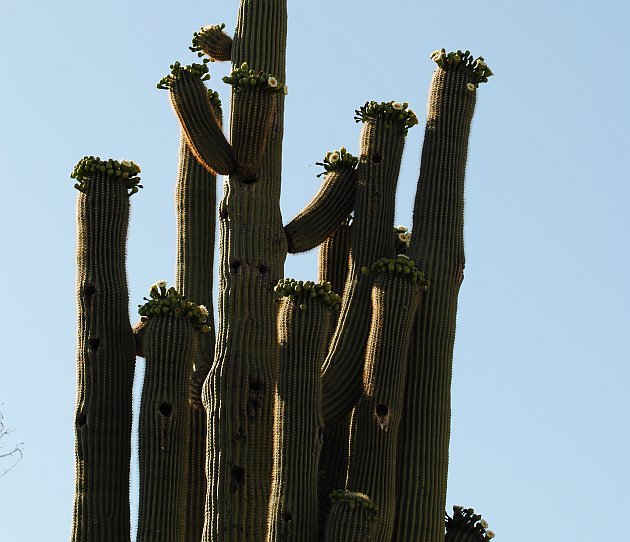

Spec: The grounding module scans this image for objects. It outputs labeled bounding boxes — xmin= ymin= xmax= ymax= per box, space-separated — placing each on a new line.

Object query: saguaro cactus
xmin=69 ymin=3 xmax=493 ymax=542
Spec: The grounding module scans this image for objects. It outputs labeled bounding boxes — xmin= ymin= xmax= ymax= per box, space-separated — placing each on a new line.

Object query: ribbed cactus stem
xmin=202 ymin=2 xmax=288 ymax=540
xmin=317 ymin=219 xmax=352 ymax=536
xmin=345 ymin=272 xmax=421 ymax=542
xmin=285 ymin=168 xmax=357 ymax=253
xmin=72 ymin=173 xmax=135 ymax=542
xmin=325 ymin=491 xmax=379 ymax=542
xmin=393 ymin=66 xmax=478 ymax=541
xmin=169 ymin=71 xmax=236 ymax=175
xmin=137 ymin=315 xmax=197 ymax=542
xmin=174 ymin=132 xmax=217 ymax=540
xmin=267 ymin=299 xmax=332 ymax=542
xmin=322 ymin=118 xmax=407 ymax=424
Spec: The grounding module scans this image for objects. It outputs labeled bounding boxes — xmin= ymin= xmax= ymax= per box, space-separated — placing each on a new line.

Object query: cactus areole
xmin=69 ymin=2 xmax=492 ymax=541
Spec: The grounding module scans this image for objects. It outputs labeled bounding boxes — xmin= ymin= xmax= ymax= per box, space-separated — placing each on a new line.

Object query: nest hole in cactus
xmin=76 ymin=412 xmax=87 ymax=427
xmin=257 ymin=264 xmax=269 ymax=275
xmin=231 ymin=465 xmax=245 ymax=484
xmin=88 ymin=338 xmax=100 ymax=352
xmin=249 ymin=378 xmax=263 ymax=392
xmin=371 ymin=151 xmax=383 ymax=163
xmin=282 ymin=511 xmax=293 ymax=523
xmin=159 ymin=402 xmax=173 ymax=417
xmin=84 ymin=283 xmax=96 ymax=307
xmin=230 ymin=259 xmax=241 ymax=273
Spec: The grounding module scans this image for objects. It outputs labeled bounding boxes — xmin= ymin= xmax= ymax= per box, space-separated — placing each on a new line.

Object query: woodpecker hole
xmin=76 ymin=412 xmax=87 ymax=427
xmin=231 ymin=465 xmax=245 ymax=484
xmin=88 ymin=338 xmax=100 ymax=352
xmin=219 ymin=206 xmax=229 ymax=220
xmin=282 ymin=511 xmax=293 ymax=523
xmin=159 ymin=402 xmax=173 ymax=417
xmin=257 ymin=264 xmax=269 ymax=275
xmin=371 ymin=151 xmax=383 ymax=163
xmin=230 ymin=260 xmax=241 ymax=273
xmin=84 ymin=283 xmax=96 ymax=307
xmin=375 ymin=404 xmax=388 ymax=417
xmin=249 ymin=378 xmax=263 ymax=392
xmin=240 ymin=174 xmax=258 ymax=185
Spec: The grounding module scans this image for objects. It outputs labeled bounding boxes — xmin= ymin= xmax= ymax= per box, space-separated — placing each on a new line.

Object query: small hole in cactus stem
xmin=219 ymin=205 xmax=229 ymax=220
xmin=84 ymin=283 xmax=96 ymax=305
xmin=249 ymin=379 xmax=263 ymax=392
xmin=257 ymin=264 xmax=269 ymax=275
xmin=240 ymin=174 xmax=258 ymax=185
xmin=375 ymin=404 xmax=388 ymax=417
xmin=76 ymin=412 xmax=87 ymax=427
xmin=231 ymin=465 xmax=245 ymax=484
xmin=371 ymin=151 xmax=382 ymax=163
xmin=282 ymin=511 xmax=293 ymax=523
xmin=230 ymin=260 xmax=241 ymax=273
xmin=159 ymin=402 xmax=173 ymax=417
xmin=88 ymin=338 xmax=100 ymax=352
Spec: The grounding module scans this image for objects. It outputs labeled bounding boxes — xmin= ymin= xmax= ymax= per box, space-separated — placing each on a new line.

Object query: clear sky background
xmin=1 ymin=1 xmax=628 ymax=540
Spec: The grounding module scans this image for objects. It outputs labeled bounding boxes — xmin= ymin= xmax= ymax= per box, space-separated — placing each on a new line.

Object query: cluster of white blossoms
xmin=430 ymin=49 xmax=493 ymax=88
xmin=222 ymin=62 xmax=287 ymax=94
xmin=317 ymin=147 xmax=359 ymax=174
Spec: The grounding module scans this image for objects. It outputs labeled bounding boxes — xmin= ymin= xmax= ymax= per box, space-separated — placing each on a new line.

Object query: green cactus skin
xmin=316 ymin=218 xmax=352 ymax=537
xmin=267 ymin=297 xmax=333 ymax=542
xmin=392 ymin=65 xmax=478 ymax=541
xmin=285 ymin=168 xmax=357 ymax=253
xmin=137 ymin=315 xmax=197 ymax=542
xmin=72 ymin=172 xmax=136 ymax=542
xmin=174 ymin=132 xmax=218 ymax=540
xmin=201 ymin=1 xmax=288 ymax=540
xmin=321 ymin=118 xmax=407 ymax=425
xmin=325 ymin=491 xmax=379 ymax=542
xmin=191 ymin=24 xmax=233 ymax=62
xmin=168 ymin=71 xmax=236 ymax=175
xmin=345 ymin=271 xmax=421 ymax=542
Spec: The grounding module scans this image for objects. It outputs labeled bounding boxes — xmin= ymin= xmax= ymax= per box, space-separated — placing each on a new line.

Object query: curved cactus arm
xmin=345 ymin=261 xmax=425 ymax=542
xmin=318 ymin=216 xmax=352 ymax=299
xmin=159 ymin=63 xmax=237 ymax=175
xmin=136 ymin=285 xmax=208 ymax=542
xmin=70 ymin=157 xmax=138 ymax=542
xmin=267 ymin=281 xmax=337 ymax=542
xmin=174 ymin=129 xmax=219 ymax=540
xmin=190 ymin=23 xmax=233 ymax=62
xmin=393 ymin=50 xmax=492 ymax=541
xmin=445 ymin=506 xmax=495 ymax=542
xmin=284 ymin=151 xmax=357 ymax=253
xmin=202 ymin=1 xmax=289 ymax=540
xmin=321 ymin=104 xmax=416 ymax=425
xmin=324 ymin=491 xmax=379 ymax=542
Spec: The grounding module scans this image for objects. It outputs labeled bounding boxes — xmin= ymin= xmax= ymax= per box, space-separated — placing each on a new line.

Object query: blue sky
xmin=1 ymin=1 xmax=628 ymax=540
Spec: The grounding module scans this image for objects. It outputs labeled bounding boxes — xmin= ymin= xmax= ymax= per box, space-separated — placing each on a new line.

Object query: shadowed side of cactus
xmin=190 ymin=23 xmax=233 ymax=63
xmin=325 ymin=491 xmax=379 ymax=542
xmin=201 ymin=1 xmax=289 ymax=540
xmin=393 ymin=51 xmax=492 ymax=541
xmin=322 ymin=104 xmax=417 ymax=425
xmin=267 ymin=280 xmax=338 ymax=542
xmin=345 ymin=260 xmax=425 ymax=542
xmin=71 ymin=157 xmax=139 ymax=542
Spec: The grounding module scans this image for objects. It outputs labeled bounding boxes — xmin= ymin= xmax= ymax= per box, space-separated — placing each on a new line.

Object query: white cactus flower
xmin=267 ymin=76 xmax=278 ymax=88
xmin=329 ymin=151 xmax=341 ymax=163
xmin=396 ymin=225 xmax=408 ymax=232
xmin=481 ymin=519 xmax=489 ymax=529
xmin=398 ymin=232 xmax=410 ymax=244
xmin=467 ymin=82 xmax=476 ymax=91
xmin=283 ymin=84 xmax=289 ymax=95
xmin=198 ymin=305 xmax=209 ymax=316
xmin=486 ymin=530 xmax=495 ymax=539
xmin=392 ymin=101 xmax=403 ymax=110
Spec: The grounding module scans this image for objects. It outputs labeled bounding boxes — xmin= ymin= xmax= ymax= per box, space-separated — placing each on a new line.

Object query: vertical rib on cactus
xmin=325 ymin=491 xmax=379 ymax=542
xmin=202 ymin=2 xmax=288 ymax=540
xmin=322 ymin=114 xmax=410 ymax=424
xmin=393 ymin=59 xmax=480 ymax=542
xmin=72 ymin=168 xmax=136 ymax=542
xmin=345 ymin=268 xmax=423 ymax=542
xmin=174 ymin=131 xmax=218 ymax=540
xmin=267 ymin=285 xmax=335 ymax=542
xmin=137 ymin=313 xmax=197 ymax=542
xmin=317 ymin=218 xmax=352 ymax=536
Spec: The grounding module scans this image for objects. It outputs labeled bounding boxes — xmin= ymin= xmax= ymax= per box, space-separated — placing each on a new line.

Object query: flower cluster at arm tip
xmin=329 ymin=490 xmax=379 ymax=521
xmin=275 ymin=278 xmax=341 ymax=312
xmin=138 ymin=281 xmax=211 ymax=333
xmin=361 ymin=254 xmax=429 ymax=288
xmin=71 ymin=155 xmax=142 ymax=195
xmin=223 ymin=62 xmax=288 ymax=94
xmin=354 ymin=100 xmax=418 ymax=134
xmin=315 ymin=147 xmax=359 ymax=177
xmin=446 ymin=506 xmax=495 ymax=541
xmin=430 ymin=49 xmax=494 ymax=89
xmin=157 ymin=60 xmax=211 ymax=90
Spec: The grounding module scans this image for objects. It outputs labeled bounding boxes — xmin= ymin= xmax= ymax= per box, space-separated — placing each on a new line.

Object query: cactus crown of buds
xmin=354 ymin=100 xmax=418 ymax=134
xmin=430 ymin=49 xmax=493 ymax=87
xmin=207 ymin=89 xmax=222 ymax=108
xmin=446 ymin=506 xmax=495 ymax=541
xmin=71 ymin=156 xmax=142 ymax=196
xmin=316 ymin=147 xmax=359 ymax=176
xmin=189 ymin=23 xmax=227 ymax=54
xmin=157 ymin=60 xmax=211 ymax=90
xmin=138 ymin=282 xmax=210 ymax=333
xmin=329 ymin=490 xmax=379 ymax=521
xmin=274 ymin=278 xmax=341 ymax=311
xmin=361 ymin=255 xmax=429 ymax=288
xmin=222 ymin=62 xmax=286 ymax=93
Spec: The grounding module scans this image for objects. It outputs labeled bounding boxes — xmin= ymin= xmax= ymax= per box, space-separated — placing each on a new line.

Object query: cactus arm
xmin=267 ymin=282 xmax=336 ymax=542
xmin=445 ymin=506 xmax=495 ymax=542
xmin=284 ymin=166 xmax=357 ymax=254
xmin=191 ymin=23 xmax=233 ymax=62
xmin=316 ymin=219 xmax=352 ymax=536
xmin=393 ymin=51 xmax=491 ymax=541
xmin=136 ymin=314 xmax=197 ymax=542
xmin=321 ymin=108 xmax=414 ymax=425
xmin=345 ymin=265 xmax=424 ymax=542
xmin=325 ymin=491 xmax=379 ymax=542
xmin=71 ymin=160 xmax=138 ymax=542
xmin=174 ymin=128 xmax=219 ymax=540
xmin=202 ymin=1 xmax=288 ymax=540
xmin=161 ymin=66 xmax=237 ymax=175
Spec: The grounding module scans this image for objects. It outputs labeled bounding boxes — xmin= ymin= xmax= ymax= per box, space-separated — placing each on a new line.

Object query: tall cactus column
xmin=322 ymin=103 xmax=418 ymax=424
xmin=136 ymin=285 xmax=208 ymax=542
xmin=393 ymin=51 xmax=492 ymax=541
xmin=201 ymin=2 xmax=289 ymax=540
xmin=267 ymin=280 xmax=339 ymax=542
xmin=70 ymin=157 xmax=140 ymax=542
xmin=345 ymin=258 xmax=426 ymax=542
